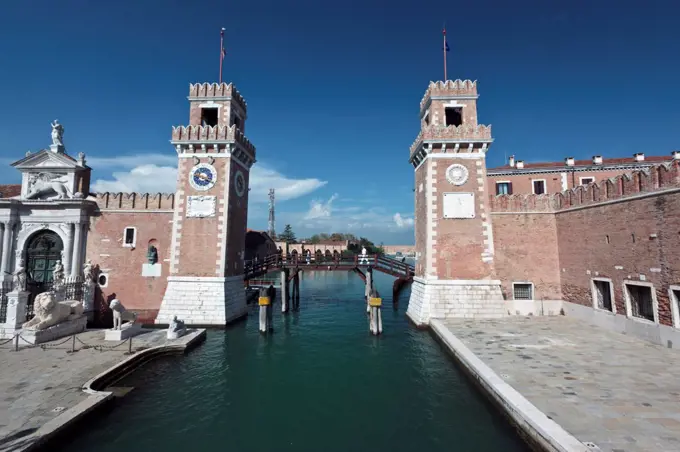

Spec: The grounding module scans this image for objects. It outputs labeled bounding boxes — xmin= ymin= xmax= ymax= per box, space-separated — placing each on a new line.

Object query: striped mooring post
xmin=258 ymin=287 xmax=272 ymax=334
xmin=368 ymin=288 xmax=382 ymax=336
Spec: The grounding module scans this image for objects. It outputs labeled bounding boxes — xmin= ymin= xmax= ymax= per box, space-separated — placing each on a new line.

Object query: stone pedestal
xmin=20 ymin=316 xmax=87 ymax=345
xmin=83 ymin=281 xmax=95 ymax=322
xmin=105 ymin=322 xmax=142 ymax=341
xmin=167 ymin=326 xmax=187 ymax=340
xmin=0 ymin=291 xmax=28 ymax=339
xmin=142 ymin=263 xmax=162 ymax=278
xmin=155 ymin=275 xmax=247 ymax=326
xmin=406 ymin=278 xmax=507 ymax=326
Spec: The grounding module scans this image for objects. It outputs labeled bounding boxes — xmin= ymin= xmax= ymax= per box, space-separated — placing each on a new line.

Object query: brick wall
xmin=86 ymin=208 xmax=173 ymax=324
xmin=490 ymin=160 xmax=680 ymax=323
xmin=225 ymin=160 xmax=248 ymax=277
xmin=413 ymin=162 xmax=427 ymax=277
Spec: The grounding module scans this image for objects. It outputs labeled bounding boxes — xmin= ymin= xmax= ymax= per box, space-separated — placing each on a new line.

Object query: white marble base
xmin=505 ymin=299 xmax=564 ymax=316
xmin=406 ymin=277 xmax=507 ymax=326
xmin=105 ymin=322 xmax=142 ymax=341
xmin=155 ymin=275 xmax=247 ymax=326
xmin=142 ymin=263 xmax=162 ymax=277
xmin=20 ymin=316 xmax=87 ymax=345
xmin=167 ymin=327 xmax=187 ymax=340
xmin=0 ymin=291 xmax=29 ymax=339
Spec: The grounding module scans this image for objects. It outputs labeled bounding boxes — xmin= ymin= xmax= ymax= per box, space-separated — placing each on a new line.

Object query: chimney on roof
xmin=592 ymin=155 xmax=603 ymax=165
xmin=672 ymin=151 xmax=680 ymax=160
xmin=515 ymin=160 xmax=524 ymax=169
xmin=565 ymin=157 xmax=575 ymax=167
xmin=634 ymin=152 xmax=645 ymax=162
xmin=508 ymin=155 xmax=515 ymax=167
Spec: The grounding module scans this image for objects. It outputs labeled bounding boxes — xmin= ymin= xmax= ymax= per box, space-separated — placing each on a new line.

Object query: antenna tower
xmin=268 ymin=188 xmax=276 ymax=238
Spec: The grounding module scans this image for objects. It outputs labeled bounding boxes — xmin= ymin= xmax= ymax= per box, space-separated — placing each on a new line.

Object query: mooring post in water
xmin=368 ymin=288 xmax=382 ymax=335
xmin=292 ymin=266 xmax=300 ymax=310
xmin=258 ymin=287 xmax=271 ymax=334
xmin=365 ymin=266 xmax=373 ymax=314
xmin=281 ymin=268 xmax=289 ymax=313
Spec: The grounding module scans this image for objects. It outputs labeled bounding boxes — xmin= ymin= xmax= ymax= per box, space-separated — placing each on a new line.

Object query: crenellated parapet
xmin=419 ymin=80 xmax=478 ymax=112
xmin=490 ymin=161 xmax=680 ymax=213
xmin=171 ymin=124 xmax=256 ymax=157
xmin=189 ymin=82 xmax=247 ymax=113
xmin=95 ymin=192 xmax=176 ymax=210
xmin=409 ymin=124 xmax=492 ymax=156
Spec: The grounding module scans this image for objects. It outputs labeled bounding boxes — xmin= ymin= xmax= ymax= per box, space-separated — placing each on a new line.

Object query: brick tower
xmin=406 ymin=80 xmax=506 ymax=326
xmin=155 ymin=82 xmax=255 ymax=325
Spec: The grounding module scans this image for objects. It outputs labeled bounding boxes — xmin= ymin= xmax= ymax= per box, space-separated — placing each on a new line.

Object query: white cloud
xmin=89 ymin=153 xmax=326 ymax=201
xmin=304 ymin=194 xmax=338 ymax=219
xmin=92 ymin=164 xmax=178 ymax=193
xmin=393 ymin=213 xmax=414 ymax=228
xmin=249 ymin=165 xmax=327 ymax=203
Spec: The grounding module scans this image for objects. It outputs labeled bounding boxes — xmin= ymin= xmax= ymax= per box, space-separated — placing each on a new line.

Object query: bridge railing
xmin=374 ymin=254 xmax=414 ymax=278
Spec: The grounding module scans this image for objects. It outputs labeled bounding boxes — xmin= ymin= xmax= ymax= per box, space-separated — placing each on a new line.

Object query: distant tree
xmin=278 ymin=224 xmax=297 ymax=244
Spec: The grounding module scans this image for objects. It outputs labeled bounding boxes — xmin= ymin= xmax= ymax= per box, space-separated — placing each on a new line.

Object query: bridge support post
xmin=281 ymin=269 xmax=289 ymax=313
xmin=291 ymin=267 xmax=300 ymax=310
xmin=365 ymin=266 xmax=373 ymax=314
xmin=368 ymin=289 xmax=382 ymax=335
xmin=258 ymin=288 xmax=272 ymax=334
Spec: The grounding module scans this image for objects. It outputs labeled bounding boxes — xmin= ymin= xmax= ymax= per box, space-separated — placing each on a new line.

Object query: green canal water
xmin=58 ymin=271 xmax=528 ymax=452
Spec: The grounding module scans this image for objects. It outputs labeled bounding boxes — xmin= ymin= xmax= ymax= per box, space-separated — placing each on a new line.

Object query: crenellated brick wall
xmin=95 ymin=192 xmax=175 ymax=210
xmin=489 ymin=161 xmax=680 ymax=325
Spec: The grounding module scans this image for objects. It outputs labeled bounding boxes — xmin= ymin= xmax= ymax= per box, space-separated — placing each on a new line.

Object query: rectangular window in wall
xmin=532 ymin=180 xmax=546 ymax=195
xmin=124 ymin=227 xmax=136 ymax=247
xmin=627 ymin=284 xmax=654 ymax=321
xmin=496 ymin=182 xmax=512 ymax=195
xmin=513 ymin=283 xmax=533 ymax=300
xmin=593 ymin=280 xmax=613 ymax=311
xmin=580 ymin=177 xmax=594 ymax=185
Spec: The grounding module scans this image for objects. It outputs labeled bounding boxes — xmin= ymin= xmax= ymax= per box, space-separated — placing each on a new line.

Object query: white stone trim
xmin=669 ymin=286 xmax=680 ymax=329
xmin=531 ymin=178 xmax=547 ymax=195
xmin=560 ymin=172 xmax=568 ymax=191
xmin=413 ymin=277 xmax=502 ymax=285
xmin=425 ymin=159 xmax=435 ymax=277
xmin=97 ymin=272 xmax=109 ymax=288
xmin=590 ymin=277 xmax=616 ymax=314
xmin=167 ymin=275 xmax=243 ymax=283
xmin=122 ymin=226 xmax=137 ymax=248
xmin=169 ymin=189 xmax=184 ymax=274
xmin=622 ymin=280 xmax=659 ymax=324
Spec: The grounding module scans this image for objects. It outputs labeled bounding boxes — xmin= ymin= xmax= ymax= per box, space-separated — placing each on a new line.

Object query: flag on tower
xmin=219 ymin=28 xmax=226 ymax=84
xmin=442 ymin=27 xmax=449 ymax=81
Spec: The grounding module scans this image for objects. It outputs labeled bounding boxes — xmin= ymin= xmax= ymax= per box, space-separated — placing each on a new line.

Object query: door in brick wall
xmin=24 ymin=230 xmax=63 ymax=320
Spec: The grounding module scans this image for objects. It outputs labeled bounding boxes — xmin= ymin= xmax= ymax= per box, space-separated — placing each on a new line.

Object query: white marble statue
xmin=13 ymin=259 xmax=27 ymax=291
xmin=109 ymin=299 xmax=138 ymax=330
xmin=83 ymin=259 xmax=94 ymax=282
xmin=25 ymin=173 xmax=72 ymax=200
xmin=22 ymin=291 xmax=84 ymax=331
xmin=167 ymin=315 xmax=187 ymax=339
xmin=52 ymin=260 xmax=65 ymax=287
xmin=359 ymin=246 xmax=368 ymax=265
xmin=51 ymin=120 xmax=64 ymax=146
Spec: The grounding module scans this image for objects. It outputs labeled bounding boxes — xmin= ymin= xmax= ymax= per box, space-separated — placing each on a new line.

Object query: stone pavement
xmin=443 ymin=316 xmax=680 ymax=452
xmin=0 ymin=328 xmax=173 ymax=450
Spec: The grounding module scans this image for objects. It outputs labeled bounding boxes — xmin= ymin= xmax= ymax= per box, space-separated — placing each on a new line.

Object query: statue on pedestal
xmin=168 ymin=315 xmax=186 ymax=339
xmin=12 ymin=260 xmax=27 ymax=291
xmin=146 ymin=245 xmax=158 ymax=265
xmin=83 ymin=259 xmax=95 ymax=282
xmin=109 ymin=298 xmax=138 ymax=330
xmin=52 ymin=260 xmax=65 ymax=287
xmin=22 ymin=292 xmax=84 ymax=331
xmin=51 ymin=120 xmax=64 ymax=147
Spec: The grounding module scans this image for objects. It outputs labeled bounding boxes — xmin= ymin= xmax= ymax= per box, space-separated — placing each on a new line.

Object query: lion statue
xmin=109 ymin=299 xmax=138 ymax=330
xmin=22 ymin=292 xmax=84 ymax=331
xmin=25 ymin=173 xmax=72 ymax=200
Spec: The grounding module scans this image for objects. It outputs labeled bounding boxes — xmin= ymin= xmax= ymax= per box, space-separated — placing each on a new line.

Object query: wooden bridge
xmin=244 ymin=253 xmax=415 ymax=300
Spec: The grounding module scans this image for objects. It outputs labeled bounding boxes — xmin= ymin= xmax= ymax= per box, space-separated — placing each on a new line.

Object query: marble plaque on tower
xmin=442 ymin=192 xmax=475 ymax=219
xmin=186 ymin=195 xmax=216 ymax=218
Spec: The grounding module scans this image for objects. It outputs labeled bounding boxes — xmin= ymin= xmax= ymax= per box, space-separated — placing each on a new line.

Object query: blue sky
xmin=1 ymin=0 xmax=679 ymax=245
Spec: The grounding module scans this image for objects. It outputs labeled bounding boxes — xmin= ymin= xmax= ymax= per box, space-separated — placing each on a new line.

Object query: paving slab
xmin=0 ymin=328 xmax=199 ymax=450
xmin=442 ymin=316 xmax=680 ymax=452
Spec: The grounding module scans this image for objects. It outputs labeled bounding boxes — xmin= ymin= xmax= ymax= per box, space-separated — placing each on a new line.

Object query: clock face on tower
xmin=234 ymin=170 xmax=246 ymax=197
xmin=189 ymin=163 xmax=217 ymax=191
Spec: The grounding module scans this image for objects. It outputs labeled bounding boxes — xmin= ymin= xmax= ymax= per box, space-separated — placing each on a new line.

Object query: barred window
xmin=627 ymin=284 xmax=654 ymax=321
xmin=593 ymin=280 xmax=613 ymax=311
xmin=513 ymin=283 xmax=533 ymax=300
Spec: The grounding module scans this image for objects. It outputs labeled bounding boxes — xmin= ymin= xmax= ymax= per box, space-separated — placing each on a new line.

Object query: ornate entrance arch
xmin=25 ymin=230 xmax=63 ymax=319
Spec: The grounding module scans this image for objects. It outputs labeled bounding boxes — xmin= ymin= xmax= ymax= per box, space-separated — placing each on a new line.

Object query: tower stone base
xmin=406 ymin=278 xmax=507 ymax=326
xmin=155 ymin=275 xmax=247 ymax=326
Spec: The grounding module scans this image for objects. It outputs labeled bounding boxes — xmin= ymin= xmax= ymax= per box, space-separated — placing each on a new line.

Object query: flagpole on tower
xmin=219 ymin=27 xmax=226 ymax=84
xmin=443 ymin=26 xmax=448 ymax=81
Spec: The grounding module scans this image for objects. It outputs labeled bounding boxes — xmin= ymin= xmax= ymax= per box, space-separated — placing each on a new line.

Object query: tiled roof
xmin=489 ymin=155 xmax=672 ymax=172
xmin=0 ymin=184 xmax=21 ymax=198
